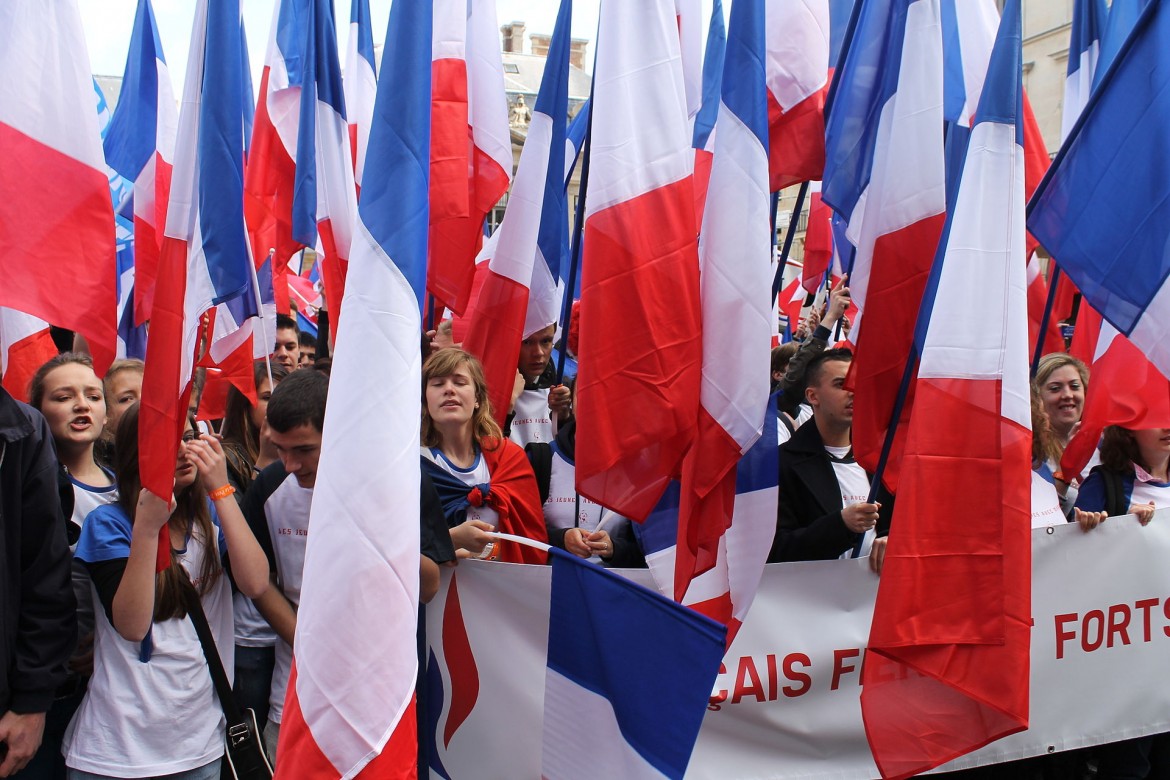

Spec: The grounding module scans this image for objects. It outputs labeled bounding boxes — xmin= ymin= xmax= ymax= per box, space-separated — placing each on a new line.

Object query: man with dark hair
xmin=0 ymin=386 xmax=76 ymax=776
xmin=769 ymin=349 xmax=894 ymax=569
xmin=243 ymin=369 xmax=327 ymax=759
xmin=297 ymin=330 xmax=317 ymax=369
xmin=507 ymin=324 xmax=571 ymax=446
xmin=273 ymin=314 xmax=300 ymax=372
xmin=244 ymin=370 xmax=452 ymax=762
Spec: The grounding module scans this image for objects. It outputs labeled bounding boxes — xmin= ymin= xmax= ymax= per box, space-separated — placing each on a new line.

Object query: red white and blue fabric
xmin=641 ymin=394 xmax=779 ymax=645
xmin=139 ymin=0 xmax=252 ymax=506
xmin=822 ymin=0 xmax=947 ymax=493
xmin=271 ymin=1 xmax=430 ymax=776
xmin=1061 ymin=322 xmax=1170 ymax=484
xmin=541 ymin=546 xmax=726 ymax=780
xmin=344 ymin=0 xmax=377 ymax=189
xmin=940 ymin=0 xmax=1056 ymax=342
xmin=103 ymin=0 xmax=177 ymax=327
xmin=427 ymin=0 xmax=512 ymax=316
xmin=0 ymin=0 xmax=118 ymax=375
xmin=766 ymin=0 xmax=831 ymax=191
xmin=247 ymin=0 xmax=357 ymax=323
xmin=690 ymin=0 xmax=725 ymax=230
xmin=200 ymin=250 xmax=276 ymax=406
xmin=576 ymin=0 xmax=703 ymax=522
xmin=677 ymin=0 xmax=774 ymax=637
xmin=462 ymin=0 xmax=573 ymax=425
xmin=863 ymin=2 xmax=1031 ymax=775
xmin=1028 ymin=0 xmax=1170 ymax=382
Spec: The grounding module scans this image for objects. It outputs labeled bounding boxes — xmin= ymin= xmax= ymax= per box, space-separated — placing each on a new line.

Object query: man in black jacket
xmin=0 ymin=386 xmax=75 ymax=777
xmin=769 ymin=349 xmax=894 ymax=570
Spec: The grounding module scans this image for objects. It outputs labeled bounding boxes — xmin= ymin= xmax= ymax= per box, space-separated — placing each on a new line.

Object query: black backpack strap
xmin=525 ymin=442 xmax=553 ymax=505
xmin=1101 ymin=468 xmax=1127 ymax=518
xmin=182 ymin=580 xmax=245 ymax=726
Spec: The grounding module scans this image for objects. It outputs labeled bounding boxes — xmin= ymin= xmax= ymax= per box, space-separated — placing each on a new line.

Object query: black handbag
xmin=183 ymin=582 xmax=275 ymax=780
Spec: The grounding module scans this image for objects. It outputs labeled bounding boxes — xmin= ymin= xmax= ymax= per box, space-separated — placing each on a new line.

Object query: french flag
xmin=575 ymin=0 xmax=703 ymax=522
xmin=690 ymin=0 xmax=726 ymax=231
xmin=0 ymin=309 xmax=58 ymax=403
xmin=462 ymin=0 xmax=573 ymax=425
xmin=780 ymin=275 xmax=807 ymax=338
xmin=941 ymin=0 xmax=1057 ymax=345
xmin=288 ymin=0 xmax=358 ymax=330
xmin=1061 ymin=322 xmax=1170 ymax=484
xmin=199 ymin=250 xmax=276 ymax=407
xmin=0 ymin=0 xmax=118 ymax=375
xmin=1026 ymin=251 xmax=1064 ymax=356
xmin=862 ymin=1 xmax=1032 ymax=775
xmin=344 ymin=0 xmax=377 ymax=189
xmin=103 ymin=0 xmax=178 ymax=328
xmin=271 ymin=0 xmax=429 ymax=775
xmin=642 ymin=395 xmax=779 ymax=645
xmin=822 ymin=0 xmax=947 ymax=492
xmin=766 ymin=0 xmax=831 ymax=191
xmin=427 ymin=0 xmax=512 ymax=316
xmin=246 ymin=0 xmax=358 ymax=323
xmin=1063 ymin=0 xmax=1107 ymax=136
xmin=541 ymin=547 xmax=726 ymax=780
xmin=1028 ymin=0 xmax=1170 ymax=382
xmin=801 ymin=181 xmax=833 ymax=295
xmin=139 ymin=0 xmax=252 ymax=515
xmin=677 ymin=0 xmax=774 ymax=633
xmin=115 ymin=216 xmax=148 ymax=360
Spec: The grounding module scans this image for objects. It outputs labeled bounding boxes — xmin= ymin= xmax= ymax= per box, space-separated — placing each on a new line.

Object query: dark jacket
xmin=0 ymin=387 xmax=76 ymax=714
xmin=769 ymin=417 xmax=894 ymax=563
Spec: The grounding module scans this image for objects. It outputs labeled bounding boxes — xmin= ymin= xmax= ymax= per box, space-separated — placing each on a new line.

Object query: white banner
xmin=424 ymin=511 xmax=1170 ymax=779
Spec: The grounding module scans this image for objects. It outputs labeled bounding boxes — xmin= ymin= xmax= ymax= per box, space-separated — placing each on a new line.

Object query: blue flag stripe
xmin=547 ymin=547 xmax=726 ymax=779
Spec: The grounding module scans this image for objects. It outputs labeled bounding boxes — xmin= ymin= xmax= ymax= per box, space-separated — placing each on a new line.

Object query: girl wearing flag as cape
xmin=420 ymin=349 xmax=548 ymax=564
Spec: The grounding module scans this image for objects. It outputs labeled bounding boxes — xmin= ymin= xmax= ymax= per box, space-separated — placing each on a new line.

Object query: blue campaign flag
xmin=1028 ymin=0 xmax=1170 ymax=375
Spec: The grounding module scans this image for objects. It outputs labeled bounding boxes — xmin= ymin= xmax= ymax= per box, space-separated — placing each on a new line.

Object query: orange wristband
xmin=209 ymin=484 xmax=236 ymax=501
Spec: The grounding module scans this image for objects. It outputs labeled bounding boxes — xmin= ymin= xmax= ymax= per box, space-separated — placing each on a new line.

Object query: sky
xmin=78 ymin=1 xmax=609 ymax=96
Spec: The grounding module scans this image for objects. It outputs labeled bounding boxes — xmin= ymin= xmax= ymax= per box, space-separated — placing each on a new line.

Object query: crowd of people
xmin=2 ymin=283 xmax=1168 ymax=780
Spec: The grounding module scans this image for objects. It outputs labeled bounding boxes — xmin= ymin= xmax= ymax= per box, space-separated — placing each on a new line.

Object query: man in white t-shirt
xmin=768 ymin=349 xmax=895 ymax=570
xmin=243 ymin=370 xmax=328 ymax=762
xmin=506 ymin=323 xmax=572 ymax=446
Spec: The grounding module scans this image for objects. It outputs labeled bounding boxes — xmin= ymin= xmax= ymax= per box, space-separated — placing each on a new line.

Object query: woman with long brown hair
xmin=220 ymin=360 xmax=289 ymax=494
xmin=420 ymin=349 xmax=547 ymax=564
xmin=62 ymin=404 xmax=269 ymax=779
